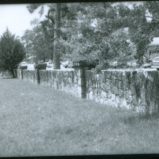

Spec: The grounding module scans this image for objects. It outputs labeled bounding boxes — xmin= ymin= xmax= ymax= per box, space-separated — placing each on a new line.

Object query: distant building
xmin=147 ymin=37 xmax=159 ymax=60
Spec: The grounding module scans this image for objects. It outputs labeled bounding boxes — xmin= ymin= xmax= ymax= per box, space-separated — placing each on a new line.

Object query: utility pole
xmin=53 ymin=3 xmax=61 ymax=69
xmin=44 ymin=8 xmax=55 ymax=68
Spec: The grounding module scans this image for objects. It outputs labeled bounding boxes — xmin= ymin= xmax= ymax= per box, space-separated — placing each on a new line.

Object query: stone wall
xmin=17 ymin=68 xmax=159 ymax=115
xmin=39 ymin=70 xmax=81 ymax=97
xmin=18 ymin=69 xmax=81 ymax=97
xmin=0 ymin=70 xmax=12 ymax=78
xmin=20 ymin=70 xmax=37 ymax=84
xmin=86 ymin=69 xmax=159 ymax=115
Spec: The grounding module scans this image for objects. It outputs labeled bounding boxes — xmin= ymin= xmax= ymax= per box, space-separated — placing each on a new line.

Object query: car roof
xmin=153 ymin=57 xmax=159 ymax=61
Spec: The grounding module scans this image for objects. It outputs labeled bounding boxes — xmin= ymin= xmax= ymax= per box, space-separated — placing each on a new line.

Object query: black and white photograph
xmin=0 ymin=1 xmax=159 ymax=157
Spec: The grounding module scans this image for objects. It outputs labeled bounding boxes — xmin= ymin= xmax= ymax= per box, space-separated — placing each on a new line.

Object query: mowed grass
xmin=0 ymin=79 xmax=159 ymax=156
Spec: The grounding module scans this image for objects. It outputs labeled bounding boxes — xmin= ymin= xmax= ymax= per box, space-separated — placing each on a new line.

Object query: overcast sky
xmin=0 ymin=2 xmax=142 ymax=38
xmin=0 ymin=4 xmax=48 ymax=38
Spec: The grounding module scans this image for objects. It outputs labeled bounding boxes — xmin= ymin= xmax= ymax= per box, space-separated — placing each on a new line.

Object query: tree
xmin=0 ymin=29 xmax=25 ymax=77
xmin=27 ymin=3 xmax=78 ymax=68
xmin=91 ymin=2 xmax=152 ymax=67
xmin=67 ymin=3 xmax=134 ymax=69
xmin=27 ymin=3 xmax=62 ymax=68
xmin=127 ymin=4 xmax=151 ymax=66
xmin=26 ymin=2 xmax=157 ymax=69
xmin=22 ymin=25 xmax=52 ymax=63
xmin=144 ymin=1 xmax=159 ymax=38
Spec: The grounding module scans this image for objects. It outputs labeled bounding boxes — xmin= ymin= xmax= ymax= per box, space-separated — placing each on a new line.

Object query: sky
xmin=0 ymin=4 xmax=48 ymax=38
xmin=0 ymin=2 xmax=144 ymax=38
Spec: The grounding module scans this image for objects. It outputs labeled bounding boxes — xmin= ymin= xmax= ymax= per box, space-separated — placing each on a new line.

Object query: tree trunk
xmin=52 ymin=23 xmax=55 ymax=64
xmin=10 ymin=69 xmax=16 ymax=78
xmin=53 ymin=3 xmax=61 ymax=69
xmin=80 ymin=67 xmax=87 ymax=98
xmin=136 ymin=45 xmax=144 ymax=67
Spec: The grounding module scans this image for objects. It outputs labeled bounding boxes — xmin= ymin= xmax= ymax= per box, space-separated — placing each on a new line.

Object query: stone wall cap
xmin=40 ymin=69 xmax=75 ymax=72
xmin=101 ymin=68 xmax=157 ymax=72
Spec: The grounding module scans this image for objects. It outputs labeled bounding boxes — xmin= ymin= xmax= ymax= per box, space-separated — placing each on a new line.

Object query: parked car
xmin=127 ymin=61 xmax=137 ymax=67
xmin=151 ymin=56 xmax=159 ymax=69
xmin=27 ymin=63 xmax=36 ymax=70
xmin=35 ymin=62 xmax=47 ymax=70
xmin=45 ymin=61 xmax=54 ymax=70
xmin=61 ymin=60 xmax=73 ymax=68
xmin=19 ymin=61 xmax=27 ymax=67
xmin=18 ymin=61 xmax=28 ymax=69
xmin=142 ymin=63 xmax=151 ymax=68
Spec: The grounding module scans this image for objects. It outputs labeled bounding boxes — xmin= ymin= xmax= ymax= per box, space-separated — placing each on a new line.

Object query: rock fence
xmin=17 ymin=68 xmax=159 ymax=115
xmin=17 ymin=69 xmax=81 ymax=97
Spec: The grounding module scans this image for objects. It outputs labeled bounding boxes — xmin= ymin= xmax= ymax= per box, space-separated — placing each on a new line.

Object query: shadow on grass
xmin=1 ymin=77 xmax=14 ymax=79
xmin=123 ymin=112 xmax=159 ymax=125
xmin=0 ymin=75 xmax=15 ymax=79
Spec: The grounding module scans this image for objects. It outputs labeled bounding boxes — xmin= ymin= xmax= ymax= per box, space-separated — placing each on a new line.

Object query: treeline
xmin=21 ymin=2 xmax=159 ymax=70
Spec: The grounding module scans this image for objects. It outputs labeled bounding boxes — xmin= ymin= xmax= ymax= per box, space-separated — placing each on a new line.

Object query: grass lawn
xmin=0 ymin=78 xmax=159 ymax=156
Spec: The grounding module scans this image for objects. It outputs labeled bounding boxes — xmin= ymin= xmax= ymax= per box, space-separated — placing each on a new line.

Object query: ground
xmin=0 ymin=78 xmax=159 ymax=156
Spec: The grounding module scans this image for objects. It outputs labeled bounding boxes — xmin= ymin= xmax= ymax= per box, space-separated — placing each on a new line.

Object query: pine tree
xmin=0 ymin=29 xmax=25 ymax=77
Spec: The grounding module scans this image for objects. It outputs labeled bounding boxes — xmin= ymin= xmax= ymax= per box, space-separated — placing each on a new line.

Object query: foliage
xmin=27 ymin=4 xmax=42 ymax=13
xmin=99 ymin=28 xmax=136 ymax=67
xmin=25 ymin=2 xmax=159 ymax=70
xmin=127 ymin=5 xmax=151 ymax=66
xmin=65 ymin=3 xmax=136 ymax=69
xmin=22 ymin=25 xmax=52 ymax=63
xmin=0 ymin=29 xmax=25 ymax=77
xmin=27 ymin=3 xmax=86 ymax=62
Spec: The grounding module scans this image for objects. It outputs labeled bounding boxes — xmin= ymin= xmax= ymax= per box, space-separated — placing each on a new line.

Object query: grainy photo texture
xmin=0 ymin=1 xmax=159 ymax=157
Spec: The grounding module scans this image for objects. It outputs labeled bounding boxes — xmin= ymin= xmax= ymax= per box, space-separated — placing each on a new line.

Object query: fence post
xmin=80 ymin=67 xmax=87 ymax=99
xmin=14 ymin=69 xmax=17 ymax=78
xmin=21 ymin=69 xmax=23 ymax=79
xmin=36 ymin=68 xmax=40 ymax=84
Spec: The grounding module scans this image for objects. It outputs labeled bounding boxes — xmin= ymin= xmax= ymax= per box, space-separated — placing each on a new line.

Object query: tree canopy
xmin=23 ymin=2 xmax=159 ymax=70
xmin=22 ymin=25 xmax=52 ymax=63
